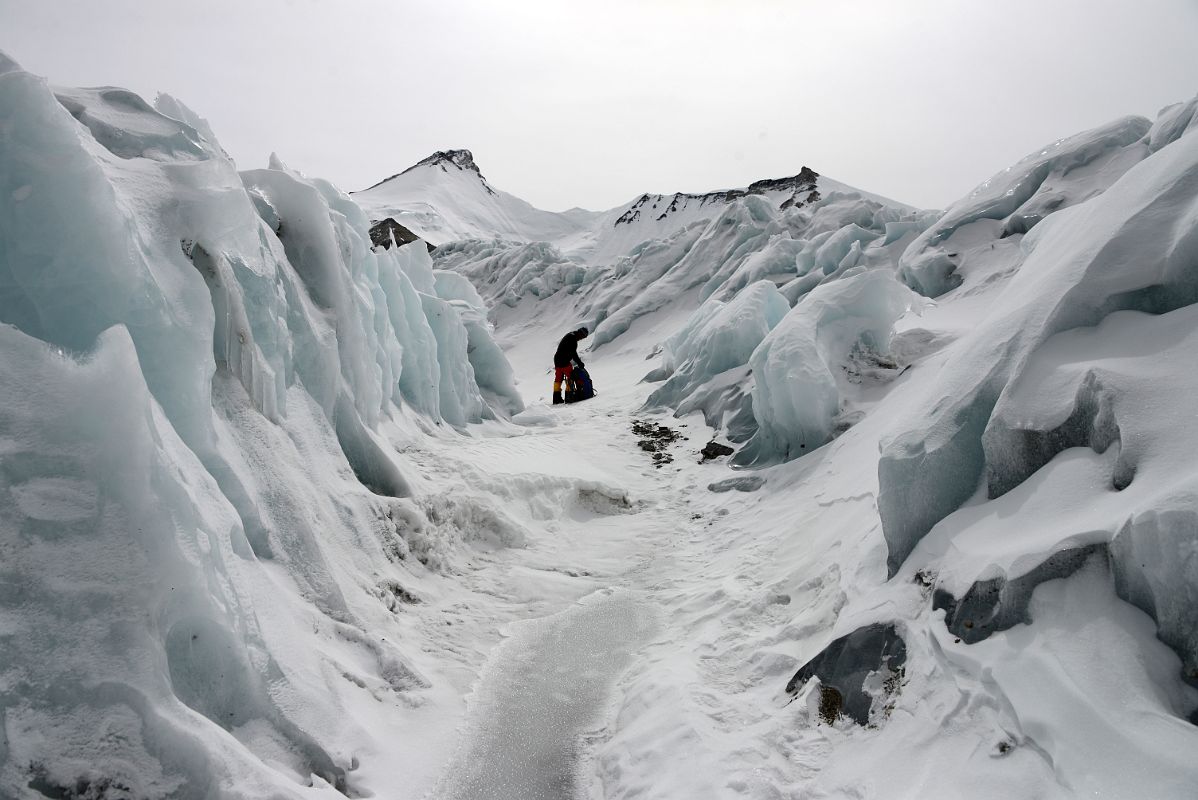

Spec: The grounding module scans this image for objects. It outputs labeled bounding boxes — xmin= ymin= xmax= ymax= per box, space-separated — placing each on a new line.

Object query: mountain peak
xmin=613 ymin=166 xmax=822 ymax=227
xmin=359 ymin=148 xmax=494 ymax=194
xmin=412 ymin=149 xmax=479 ymax=173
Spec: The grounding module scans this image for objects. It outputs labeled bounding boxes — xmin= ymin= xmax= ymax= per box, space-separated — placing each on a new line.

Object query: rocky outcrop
xmin=369 ymin=217 xmax=435 ymax=252
xmin=785 ymin=622 xmax=906 ymax=725
xmin=615 ymin=167 xmax=821 ymax=227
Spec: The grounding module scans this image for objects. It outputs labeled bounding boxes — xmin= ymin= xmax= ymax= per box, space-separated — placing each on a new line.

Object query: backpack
xmin=565 ymin=365 xmax=595 ymax=402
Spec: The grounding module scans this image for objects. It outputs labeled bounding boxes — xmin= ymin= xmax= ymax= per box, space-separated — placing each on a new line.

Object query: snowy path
xmin=431 ymin=588 xmax=659 ymax=799
xmin=409 ymin=342 xmax=713 ymax=800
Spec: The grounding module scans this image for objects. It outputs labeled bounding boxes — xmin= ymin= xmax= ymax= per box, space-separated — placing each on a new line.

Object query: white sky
xmin=3 ymin=0 xmax=1197 ymax=211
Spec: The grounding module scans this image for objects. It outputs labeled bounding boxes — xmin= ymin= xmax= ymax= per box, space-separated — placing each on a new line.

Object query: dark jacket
xmin=554 ymin=330 xmax=586 ymax=368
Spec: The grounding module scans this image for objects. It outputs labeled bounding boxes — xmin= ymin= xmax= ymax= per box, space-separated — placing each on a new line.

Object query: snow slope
xmin=352 ymin=149 xmax=598 ymax=248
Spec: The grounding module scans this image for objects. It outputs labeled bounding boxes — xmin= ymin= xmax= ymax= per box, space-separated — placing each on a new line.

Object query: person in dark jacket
xmin=552 ymin=327 xmax=588 ymax=404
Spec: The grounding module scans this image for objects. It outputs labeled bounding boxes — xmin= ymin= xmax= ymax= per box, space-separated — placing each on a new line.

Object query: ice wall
xmin=644 ymin=280 xmax=789 ymax=432
xmin=898 ymin=115 xmax=1152 ymax=297
xmin=758 ymin=103 xmax=1198 ymax=798
xmin=432 ymin=185 xmax=932 ymax=360
xmin=737 ymin=269 xmax=914 ymax=464
xmin=0 ymin=54 xmax=519 ymax=798
xmin=877 ymin=117 xmax=1198 ymax=577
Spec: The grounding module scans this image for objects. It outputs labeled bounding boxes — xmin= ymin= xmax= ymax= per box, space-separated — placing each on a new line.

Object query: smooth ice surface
xmin=432 ymin=590 xmax=658 ymax=800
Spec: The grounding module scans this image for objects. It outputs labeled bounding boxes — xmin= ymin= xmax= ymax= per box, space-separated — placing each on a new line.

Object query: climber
xmin=552 ymin=327 xmax=589 ymax=404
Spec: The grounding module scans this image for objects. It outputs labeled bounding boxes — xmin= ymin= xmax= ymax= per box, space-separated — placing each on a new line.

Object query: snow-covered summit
xmin=363 ymin=148 xmax=494 ymax=194
xmin=353 ymin=148 xmax=916 ymax=265
xmin=352 ymin=148 xmax=597 ymax=247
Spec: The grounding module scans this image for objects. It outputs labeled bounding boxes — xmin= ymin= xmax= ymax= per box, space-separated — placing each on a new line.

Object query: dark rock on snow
xmin=700 ymin=441 xmax=734 ymax=461
xmin=933 ymin=544 xmax=1108 ymax=644
xmin=785 ymin=622 xmax=907 ymax=725
xmin=369 ymin=217 xmax=435 ymax=253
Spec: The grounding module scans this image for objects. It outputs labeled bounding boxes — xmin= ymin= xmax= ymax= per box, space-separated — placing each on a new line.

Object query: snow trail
xmin=411 ymin=330 xmax=707 ymax=799
xmin=431 ymin=588 xmax=659 ymax=800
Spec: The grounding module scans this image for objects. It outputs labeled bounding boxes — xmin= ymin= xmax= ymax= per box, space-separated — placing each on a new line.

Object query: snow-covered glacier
xmin=0 ymin=52 xmax=526 ymax=798
xmin=6 ymin=41 xmax=1198 ymax=800
xmin=414 ymin=93 xmax=1198 ymax=798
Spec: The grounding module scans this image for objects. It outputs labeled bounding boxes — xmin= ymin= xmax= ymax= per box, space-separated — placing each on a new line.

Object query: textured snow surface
xmin=5 ymin=48 xmax=1198 ymax=800
xmin=425 ymin=96 xmax=1198 ymax=800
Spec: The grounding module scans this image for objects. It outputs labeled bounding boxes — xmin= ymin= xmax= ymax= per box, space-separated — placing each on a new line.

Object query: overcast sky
xmin=3 ymin=0 xmax=1197 ymax=211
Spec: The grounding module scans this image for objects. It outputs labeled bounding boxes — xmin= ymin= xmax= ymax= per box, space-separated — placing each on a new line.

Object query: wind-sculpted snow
xmin=1148 ymin=98 xmax=1198 ymax=153
xmin=0 ymin=55 xmax=522 ymax=798
xmin=962 ymin=305 xmax=1198 ymax=678
xmin=736 ymin=269 xmax=914 ymax=464
xmin=878 ymin=118 xmax=1198 ymax=578
xmin=644 ymin=281 xmax=789 ymax=433
xmin=899 ymin=115 xmax=1152 ymax=297
xmin=432 ymin=239 xmax=589 ymax=307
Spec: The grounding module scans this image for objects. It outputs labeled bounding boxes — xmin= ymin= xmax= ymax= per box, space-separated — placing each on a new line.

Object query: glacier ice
xmin=0 ymin=53 xmax=523 ymax=797
xmin=899 ymin=114 xmax=1152 ymax=298
xmin=878 ymin=117 xmax=1198 ymax=577
xmin=432 ymin=238 xmax=588 ymax=308
xmin=737 ymin=269 xmax=914 ymax=464
xmin=963 ymin=304 xmax=1198 ymax=678
xmin=644 ymin=280 xmax=789 ymax=429
xmin=8 ymin=39 xmax=1198 ymax=800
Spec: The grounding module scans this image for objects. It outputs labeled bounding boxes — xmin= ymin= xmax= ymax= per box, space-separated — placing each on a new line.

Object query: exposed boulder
xmin=700 ymin=440 xmax=734 ymax=461
xmin=785 ymin=622 xmax=907 ymax=725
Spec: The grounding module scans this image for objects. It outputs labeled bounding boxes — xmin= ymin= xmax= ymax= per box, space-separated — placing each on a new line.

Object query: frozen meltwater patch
xmin=432 ymin=589 xmax=658 ymax=800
